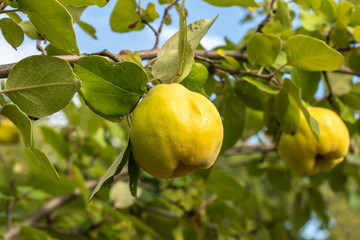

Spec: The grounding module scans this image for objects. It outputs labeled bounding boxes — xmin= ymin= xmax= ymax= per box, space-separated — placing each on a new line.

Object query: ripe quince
xmin=0 ymin=118 xmax=20 ymax=144
xmin=278 ymin=107 xmax=349 ymax=175
xmin=130 ymin=83 xmax=223 ymax=178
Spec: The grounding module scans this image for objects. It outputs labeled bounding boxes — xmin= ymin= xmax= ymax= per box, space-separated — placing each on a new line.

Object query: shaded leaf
xmin=72 ymin=165 xmax=89 ymax=203
xmin=77 ymin=20 xmax=97 ymax=39
xmin=0 ymin=103 xmax=33 ymax=148
xmin=292 ymin=191 xmax=311 ymax=233
xmin=19 ymin=21 xmax=38 ymax=39
xmin=19 ymin=0 xmax=79 ymax=54
xmin=292 ymin=68 xmax=321 ymax=101
xmin=0 ymin=18 xmax=24 ymax=50
xmin=284 ymin=35 xmax=344 ymax=71
xmin=128 ymin=151 xmax=141 ymax=198
xmin=207 ymin=169 xmax=248 ymax=201
xmin=5 ymin=55 xmax=80 ymax=118
xmin=40 ymin=126 xmax=71 ymax=158
xmin=29 ymin=148 xmax=60 ymax=181
xmin=88 ymin=140 xmax=131 ymax=203
xmin=236 ymin=80 xmax=268 ymax=110
xmin=308 ymin=188 xmax=330 ymax=226
xmin=274 ymin=90 xmax=300 ymax=134
xmin=74 ymin=56 xmax=148 ymax=121
xmin=216 ymin=95 xmax=246 ymax=152
xmin=283 ymin=78 xmax=319 ymax=141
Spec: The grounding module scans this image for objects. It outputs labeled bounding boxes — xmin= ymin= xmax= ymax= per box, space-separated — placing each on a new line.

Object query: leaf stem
xmin=0 ymin=9 xmax=22 ymax=14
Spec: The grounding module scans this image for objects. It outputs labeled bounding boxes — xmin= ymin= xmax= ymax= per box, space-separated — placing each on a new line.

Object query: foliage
xmin=0 ymin=0 xmax=360 ymax=239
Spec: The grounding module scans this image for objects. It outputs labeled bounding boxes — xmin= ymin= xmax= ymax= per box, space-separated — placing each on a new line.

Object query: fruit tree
xmin=1 ymin=0 xmax=360 ymax=239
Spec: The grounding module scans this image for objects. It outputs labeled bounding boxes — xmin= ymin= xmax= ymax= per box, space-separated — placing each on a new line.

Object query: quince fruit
xmin=130 ymin=83 xmax=223 ymax=178
xmin=278 ymin=107 xmax=349 ymax=175
xmin=0 ymin=118 xmax=20 ymax=144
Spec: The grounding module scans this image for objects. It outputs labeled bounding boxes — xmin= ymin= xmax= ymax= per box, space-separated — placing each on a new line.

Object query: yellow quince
xmin=0 ymin=118 xmax=20 ymax=145
xmin=278 ymin=107 xmax=350 ymax=175
xmin=130 ymin=83 xmax=223 ymax=178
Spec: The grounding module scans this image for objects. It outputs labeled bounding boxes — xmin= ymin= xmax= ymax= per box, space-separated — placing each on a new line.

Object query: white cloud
xmin=0 ymin=38 xmax=39 ymax=65
xmin=159 ymin=26 xmax=224 ymax=50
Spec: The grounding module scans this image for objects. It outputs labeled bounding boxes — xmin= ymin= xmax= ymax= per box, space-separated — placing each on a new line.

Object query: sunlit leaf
xmin=5 ymin=55 xmax=80 ymax=118
xmin=74 ymin=56 xmax=148 ymax=121
xmin=284 ymin=35 xmax=344 ymax=71
xmin=19 ymin=0 xmax=79 ymax=54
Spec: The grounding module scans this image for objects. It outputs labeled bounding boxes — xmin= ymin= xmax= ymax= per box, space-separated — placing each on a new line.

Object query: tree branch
xmin=0 ymin=50 xmax=247 ymax=79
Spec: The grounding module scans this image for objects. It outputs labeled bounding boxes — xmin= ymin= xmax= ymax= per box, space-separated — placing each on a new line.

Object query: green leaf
xmin=72 ymin=166 xmax=89 ymax=203
xmin=354 ymin=26 xmax=360 ymax=43
xmin=5 ymin=12 xmax=22 ymax=23
xmin=77 ymin=20 xmax=97 ymax=39
xmin=247 ymin=33 xmax=281 ymax=67
xmin=337 ymin=1 xmax=354 ymax=27
xmin=308 ymin=188 xmax=329 ymax=226
xmin=110 ymin=0 xmax=144 ymax=33
xmin=152 ymin=17 xmax=217 ymax=83
xmin=0 ymin=18 xmax=24 ymax=50
xmin=57 ymin=0 xmax=108 ymax=7
xmin=19 ymin=226 xmax=52 ymax=240
xmin=340 ymin=85 xmax=360 ymax=110
xmin=266 ymin=168 xmax=292 ymax=192
xmin=5 ymin=55 xmax=81 ymax=118
xmin=283 ymin=78 xmax=320 ymax=141
xmin=276 ymin=0 xmax=292 ymax=29
xmin=64 ymin=5 xmax=86 ymax=23
xmin=350 ymin=5 xmax=360 ymax=26
xmin=274 ymin=90 xmax=300 ymax=134
xmin=292 ymin=191 xmax=311 ymax=233
xmin=326 ymin=72 xmax=353 ymax=96
xmin=143 ymin=2 xmax=159 ymax=22
xmin=28 ymin=148 xmax=60 ymax=181
xmin=284 ymin=35 xmax=344 ymax=71
xmin=181 ymin=62 xmax=208 ymax=95
xmin=0 ymin=104 xmax=33 ymax=148
xmin=19 ymin=0 xmax=80 ymax=54
xmin=19 ymin=21 xmax=38 ymax=39
xmin=207 ymin=169 xmax=248 ymax=202
xmin=235 ymin=80 xmax=268 ymax=110
xmin=330 ymin=27 xmax=350 ymax=48
xmin=217 ymin=95 xmax=246 ymax=152
xmin=45 ymin=44 xmax=72 ymax=55
xmin=202 ymin=0 xmax=258 ymax=7
xmin=88 ymin=140 xmax=131 ymax=203
xmin=128 ymin=151 xmax=140 ymax=198
xmin=243 ymin=76 xmax=279 ymax=94
xmin=74 ymin=56 xmax=148 ymax=121
xmin=40 ymin=126 xmax=71 ymax=158
xmin=345 ymin=48 xmax=360 ymax=74
xmin=292 ymin=68 xmax=321 ymax=101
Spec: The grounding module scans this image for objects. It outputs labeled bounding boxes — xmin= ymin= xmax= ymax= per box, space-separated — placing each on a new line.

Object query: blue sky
xmin=1 ymin=1 xmax=255 ymax=64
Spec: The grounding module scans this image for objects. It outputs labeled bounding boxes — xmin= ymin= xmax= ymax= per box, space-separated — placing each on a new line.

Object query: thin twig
xmin=137 ymin=0 xmax=159 ymax=42
xmin=0 ymin=9 xmax=22 ymax=13
xmin=0 ymin=49 xmax=247 ymax=79
xmin=322 ymin=71 xmax=337 ymax=110
xmin=154 ymin=0 xmax=180 ymax=49
xmin=91 ymin=50 xmax=122 ymax=62
xmin=36 ymin=36 xmax=47 ymax=55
